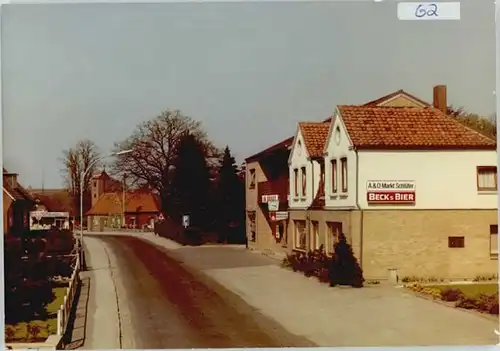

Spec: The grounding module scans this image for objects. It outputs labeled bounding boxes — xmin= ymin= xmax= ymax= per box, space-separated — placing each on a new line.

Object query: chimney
xmin=433 ymin=85 xmax=447 ymax=114
xmin=4 ymin=173 xmax=18 ymax=189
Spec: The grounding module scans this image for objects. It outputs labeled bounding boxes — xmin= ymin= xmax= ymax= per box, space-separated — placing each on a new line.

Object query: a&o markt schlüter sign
xmin=366 ymin=180 xmax=416 ymax=204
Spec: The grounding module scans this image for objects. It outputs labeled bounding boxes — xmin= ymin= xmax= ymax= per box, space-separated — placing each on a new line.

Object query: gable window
xmin=294 ymin=220 xmax=306 ymax=250
xmin=326 ymin=221 xmax=342 ymax=254
xmin=331 ymin=159 xmax=338 ymax=193
xmin=490 ymin=224 xmax=498 ymax=258
xmin=448 ymin=236 xmax=465 ymax=248
xmin=248 ymin=211 xmax=256 ymax=242
xmin=249 ymin=169 xmax=256 ymax=189
xmin=477 ymin=166 xmax=497 ymax=191
xmin=293 ymin=168 xmax=299 ymax=197
xmin=301 ymin=166 xmax=307 ymax=196
xmin=340 ymin=157 xmax=348 ymax=193
xmin=311 ymin=221 xmax=320 ymax=250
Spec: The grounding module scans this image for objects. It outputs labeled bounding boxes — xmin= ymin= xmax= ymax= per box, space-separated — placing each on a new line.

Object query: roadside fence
xmin=56 ymin=254 xmax=81 ymax=337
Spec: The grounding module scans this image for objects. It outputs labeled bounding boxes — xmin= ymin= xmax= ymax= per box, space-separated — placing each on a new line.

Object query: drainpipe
xmin=354 ymin=149 xmax=364 ymax=270
xmin=307 ymin=160 xmax=314 ymax=249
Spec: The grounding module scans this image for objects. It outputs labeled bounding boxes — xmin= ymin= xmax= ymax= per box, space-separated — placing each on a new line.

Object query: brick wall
xmin=286 ymin=208 xmax=497 ymax=280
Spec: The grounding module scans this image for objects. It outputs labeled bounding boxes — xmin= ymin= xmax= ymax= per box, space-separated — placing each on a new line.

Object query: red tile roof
xmin=298 ymin=122 xmax=331 ymax=158
xmin=86 ymin=191 xmax=160 ymax=216
xmin=337 ymin=105 xmax=496 ymax=150
xmin=362 ymin=89 xmax=430 ymax=107
xmin=33 ymin=191 xmax=74 ymax=214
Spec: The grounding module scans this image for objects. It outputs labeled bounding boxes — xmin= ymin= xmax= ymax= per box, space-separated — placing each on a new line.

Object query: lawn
xmin=428 ymin=283 xmax=498 ymax=297
xmin=5 ymin=286 xmax=67 ymax=343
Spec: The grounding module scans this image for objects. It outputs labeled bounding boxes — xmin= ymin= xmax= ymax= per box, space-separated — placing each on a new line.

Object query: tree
xmin=60 ymin=139 xmax=101 ymax=222
xmin=111 ymin=110 xmax=219 ymax=212
xmin=447 ymin=106 xmax=496 ymax=139
xmin=215 ymin=147 xmax=245 ymax=243
xmin=328 ymin=233 xmax=364 ymax=288
xmin=170 ymin=133 xmax=212 ymax=229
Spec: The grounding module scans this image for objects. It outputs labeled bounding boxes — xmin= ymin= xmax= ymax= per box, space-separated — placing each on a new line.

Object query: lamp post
xmin=78 ymin=149 xmax=133 ymax=266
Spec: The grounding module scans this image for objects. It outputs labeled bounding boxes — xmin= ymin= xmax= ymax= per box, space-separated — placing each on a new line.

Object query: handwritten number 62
xmin=415 ymin=3 xmax=438 ymax=18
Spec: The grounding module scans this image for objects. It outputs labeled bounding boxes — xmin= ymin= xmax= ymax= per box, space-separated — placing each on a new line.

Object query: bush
xmin=183 ymin=227 xmax=203 ymax=246
xmin=4 ymin=237 xmax=54 ymax=323
xmin=328 ymin=233 xmax=364 ymax=288
xmin=455 ymin=297 xmax=477 ymax=309
xmin=440 ymin=288 xmax=464 ymax=302
xmin=282 ymin=245 xmax=333 ymax=284
xmin=475 ymin=293 xmax=499 ymax=315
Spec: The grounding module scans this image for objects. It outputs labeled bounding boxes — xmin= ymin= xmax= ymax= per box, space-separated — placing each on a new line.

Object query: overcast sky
xmin=1 ymin=1 xmax=495 ymax=188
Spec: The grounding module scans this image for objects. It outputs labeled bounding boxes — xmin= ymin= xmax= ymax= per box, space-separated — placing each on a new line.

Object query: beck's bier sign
xmin=366 ymin=180 xmax=416 ymax=204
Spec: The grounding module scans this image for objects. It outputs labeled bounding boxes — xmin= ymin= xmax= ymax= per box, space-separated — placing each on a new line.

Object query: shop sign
xmin=267 ymin=199 xmax=279 ymax=211
xmin=366 ymin=180 xmax=416 ymax=204
xmin=275 ymin=211 xmax=288 ymax=220
xmin=262 ymin=194 xmax=279 ymax=203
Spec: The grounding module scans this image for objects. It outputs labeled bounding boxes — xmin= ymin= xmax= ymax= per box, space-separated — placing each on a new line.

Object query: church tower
xmin=90 ymin=170 xmax=111 ymax=207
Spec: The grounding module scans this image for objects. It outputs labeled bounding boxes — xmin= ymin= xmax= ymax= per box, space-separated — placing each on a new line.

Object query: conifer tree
xmin=328 ymin=233 xmax=364 ymax=288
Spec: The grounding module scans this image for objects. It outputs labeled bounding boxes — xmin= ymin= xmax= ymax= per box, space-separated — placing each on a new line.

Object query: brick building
xmin=3 ymin=169 xmax=35 ymax=236
xmin=86 ymin=170 xmax=161 ymax=231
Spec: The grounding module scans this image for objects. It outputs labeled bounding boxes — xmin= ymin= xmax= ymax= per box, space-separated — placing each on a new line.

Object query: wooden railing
xmin=56 ymin=254 xmax=80 ymax=337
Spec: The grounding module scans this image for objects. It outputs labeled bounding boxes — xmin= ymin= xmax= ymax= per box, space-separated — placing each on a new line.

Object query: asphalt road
xmin=97 ymin=235 xmax=315 ymax=348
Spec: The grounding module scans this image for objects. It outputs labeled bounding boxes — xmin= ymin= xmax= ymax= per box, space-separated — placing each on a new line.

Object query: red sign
xmin=269 ymin=211 xmax=276 ymax=221
xmin=367 ymin=191 xmax=416 ymax=204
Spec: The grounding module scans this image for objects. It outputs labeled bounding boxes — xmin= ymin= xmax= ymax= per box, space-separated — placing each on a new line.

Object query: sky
xmin=1 ymin=1 xmax=496 ymax=188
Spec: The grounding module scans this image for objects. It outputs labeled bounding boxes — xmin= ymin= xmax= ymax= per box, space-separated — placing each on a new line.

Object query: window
xmin=331 ymin=159 xmax=338 ymax=193
xmin=249 ymin=169 xmax=256 ymax=189
xmin=277 ymin=222 xmax=288 ymax=247
xmin=311 ymin=221 xmax=320 ymax=250
xmin=293 ymin=168 xmax=299 ymax=196
xmin=477 ymin=166 xmax=497 ymax=191
xmin=326 ymin=221 xmax=342 ymax=254
xmin=294 ymin=220 xmax=306 ymax=250
xmin=490 ymin=224 xmax=498 ymax=257
xmin=340 ymin=157 xmax=348 ymax=193
xmin=448 ymin=236 xmax=465 ymax=248
xmin=301 ymin=167 xmax=307 ymax=196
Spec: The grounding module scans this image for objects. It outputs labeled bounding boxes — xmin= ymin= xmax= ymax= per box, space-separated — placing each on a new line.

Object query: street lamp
xmin=78 ymin=149 xmax=133 ymax=265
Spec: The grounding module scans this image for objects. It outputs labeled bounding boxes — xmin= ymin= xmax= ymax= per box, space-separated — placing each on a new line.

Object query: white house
xmin=292 ymin=103 xmax=498 ymax=280
xmin=288 ymin=122 xmax=330 ymax=210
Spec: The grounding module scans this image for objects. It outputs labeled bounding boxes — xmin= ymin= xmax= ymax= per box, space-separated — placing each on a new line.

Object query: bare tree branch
xmin=59 ymin=139 xmax=101 ymax=220
xmin=111 ymin=110 xmax=220 ymax=210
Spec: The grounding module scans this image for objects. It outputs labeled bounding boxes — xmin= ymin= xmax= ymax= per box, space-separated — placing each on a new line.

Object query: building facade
xmin=3 ymin=169 xmax=36 ymax=236
xmin=86 ymin=170 xmax=161 ymax=231
xmin=248 ymin=85 xmax=498 ymax=280
xmin=289 ymin=103 xmax=497 ymax=281
xmin=245 ymin=138 xmax=293 ymax=257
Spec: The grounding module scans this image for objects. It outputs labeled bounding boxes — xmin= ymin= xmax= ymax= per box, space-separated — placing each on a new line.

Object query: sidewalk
xmin=69 ymin=237 xmax=121 ymax=349
xmin=136 ymin=234 xmax=498 ymax=346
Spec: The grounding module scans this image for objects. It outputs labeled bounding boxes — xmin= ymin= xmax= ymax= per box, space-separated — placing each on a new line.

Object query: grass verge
xmin=5 ymin=286 xmax=67 ymax=343
xmin=428 ymin=283 xmax=498 ymax=297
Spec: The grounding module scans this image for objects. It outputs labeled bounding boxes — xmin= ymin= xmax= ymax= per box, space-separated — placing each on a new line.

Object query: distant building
xmin=86 ymin=170 xmax=161 ymax=231
xmin=3 ymin=168 xmax=35 ymax=236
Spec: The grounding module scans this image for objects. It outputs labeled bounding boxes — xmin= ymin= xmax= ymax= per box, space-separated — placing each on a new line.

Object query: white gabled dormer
xmin=288 ymin=122 xmax=330 ymax=210
xmin=288 ymin=126 xmax=311 ymax=209
xmin=323 ymin=108 xmax=357 ymax=210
